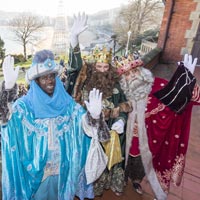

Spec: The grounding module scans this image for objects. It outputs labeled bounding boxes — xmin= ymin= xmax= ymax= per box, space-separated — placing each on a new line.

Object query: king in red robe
xmin=117 ymin=58 xmax=200 ymax=199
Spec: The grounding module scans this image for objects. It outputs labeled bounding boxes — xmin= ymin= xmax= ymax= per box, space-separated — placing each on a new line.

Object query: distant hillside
xmin=0 ymin=10 xmax=55 ymax=26
xmin=0 ymin=11 xmax=20 ymax=25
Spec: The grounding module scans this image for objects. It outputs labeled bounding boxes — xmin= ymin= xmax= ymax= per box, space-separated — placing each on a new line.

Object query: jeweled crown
xmin=116 ymin=58 xmax=144 ymax=75
xmin=83 ymin=46 xmax=112 ymax=64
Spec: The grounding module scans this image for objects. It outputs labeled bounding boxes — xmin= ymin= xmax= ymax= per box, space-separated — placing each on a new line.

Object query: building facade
xmin=157 ymin=0 xmax=200 ymax=65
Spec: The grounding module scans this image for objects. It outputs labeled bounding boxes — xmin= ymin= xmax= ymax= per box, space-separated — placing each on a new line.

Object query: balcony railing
xmin=140 ymin=39 xmax=157 ymax=56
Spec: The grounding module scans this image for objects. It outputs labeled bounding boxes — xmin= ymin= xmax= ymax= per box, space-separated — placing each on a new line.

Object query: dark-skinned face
xmin=35 ymin=73 xmax=56 ymax=96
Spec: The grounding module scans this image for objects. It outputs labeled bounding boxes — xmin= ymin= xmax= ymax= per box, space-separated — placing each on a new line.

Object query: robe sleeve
xmin=65 ymin=44 xmax=83 ymax=95
xmin=191 ymin=83 xmax=200 ymax=104
xmin=82 ymin=112 xmax=110 ymax=142
xmin=153 ymin=63 xmax=196 ymax=114
xmin=0 ymin=81 xmax=18 ymax=125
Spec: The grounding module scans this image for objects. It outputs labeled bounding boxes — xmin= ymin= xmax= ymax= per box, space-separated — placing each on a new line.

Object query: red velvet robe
xmin=130 ymin=77 xmax=200 ymax=195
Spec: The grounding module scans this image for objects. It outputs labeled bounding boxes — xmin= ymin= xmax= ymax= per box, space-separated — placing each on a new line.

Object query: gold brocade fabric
xmin=102 ymin=130 xmax=122 ymax=170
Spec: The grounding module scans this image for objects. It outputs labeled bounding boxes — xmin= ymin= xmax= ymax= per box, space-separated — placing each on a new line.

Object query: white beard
xmin=120 ymin=77 xmax=152 ymax=101
xmin=119 ymin=67 xmax=154 ymax=101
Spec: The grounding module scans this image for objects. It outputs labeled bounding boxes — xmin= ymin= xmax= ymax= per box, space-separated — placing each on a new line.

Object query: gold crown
xmin=82 ymin=46 xmax=112 ymax=64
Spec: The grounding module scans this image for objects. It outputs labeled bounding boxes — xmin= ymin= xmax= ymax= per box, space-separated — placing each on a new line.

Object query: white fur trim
xmin=25 ymin=62 xmax=63 ymax=84
xmin=125 ymin=99 xmax=167 ymax=200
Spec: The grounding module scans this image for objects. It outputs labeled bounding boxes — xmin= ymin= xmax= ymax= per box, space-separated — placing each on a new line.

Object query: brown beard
xmin=85 ymin=63 xmax=119 ymax=98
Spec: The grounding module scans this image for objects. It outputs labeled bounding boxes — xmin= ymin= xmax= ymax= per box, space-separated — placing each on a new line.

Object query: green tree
xmin=0 ymin=36 xmax=5 ymax=61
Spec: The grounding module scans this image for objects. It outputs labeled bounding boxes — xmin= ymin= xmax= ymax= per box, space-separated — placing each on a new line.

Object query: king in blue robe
xmin=0 ymin=49 xmax=109 ymax=200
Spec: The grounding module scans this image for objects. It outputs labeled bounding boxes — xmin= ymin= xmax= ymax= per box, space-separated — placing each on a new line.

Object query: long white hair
xmin=119 ymin=67 xmax=154 ymax=101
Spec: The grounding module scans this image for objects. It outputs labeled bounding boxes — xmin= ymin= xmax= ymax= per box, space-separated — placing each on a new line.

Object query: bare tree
xmin=113 ymin=0 xmax=164 ymax=47
xmin=9 ymin=13 xmax=45 ymax=60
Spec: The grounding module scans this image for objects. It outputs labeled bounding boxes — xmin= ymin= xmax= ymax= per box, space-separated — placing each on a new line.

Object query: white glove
xmin=70 ymin=12 xmax=88 ymax=48
xmin=2 ymin=55 xmax=20 ymax=90
xmin=85 ymin=88 xmax=102 ymax=119
xmin=111 ymin=119 xmax=125 ymax=134
xmin=183 ymin=54 xmax=198 ymax=74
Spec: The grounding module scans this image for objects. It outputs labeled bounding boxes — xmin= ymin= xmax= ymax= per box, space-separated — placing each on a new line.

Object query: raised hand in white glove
xmin=85 ymin=88 xmax=102 ymax=119
xmin=3 ymin=55 xmax=20 ymax=90
xmin=70 ymin=12 xmax=88 ymax=48
xmin=111 ymin=119 xmax=125 ymax=134
xmin=183 ymin=54 xmax=198 ymax=74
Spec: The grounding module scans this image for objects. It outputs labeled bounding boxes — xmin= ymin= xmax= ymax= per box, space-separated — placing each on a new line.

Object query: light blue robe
xmin=1 ymin=77 xmax=93 ymax=200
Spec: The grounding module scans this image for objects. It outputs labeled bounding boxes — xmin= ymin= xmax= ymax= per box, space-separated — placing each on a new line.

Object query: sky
xmin=0 ymin=0 xmax=129 ymax=17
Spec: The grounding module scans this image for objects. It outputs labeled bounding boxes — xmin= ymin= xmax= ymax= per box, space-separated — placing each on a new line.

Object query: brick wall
xmin=157 ymin=0 xmax=197 ymax=63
